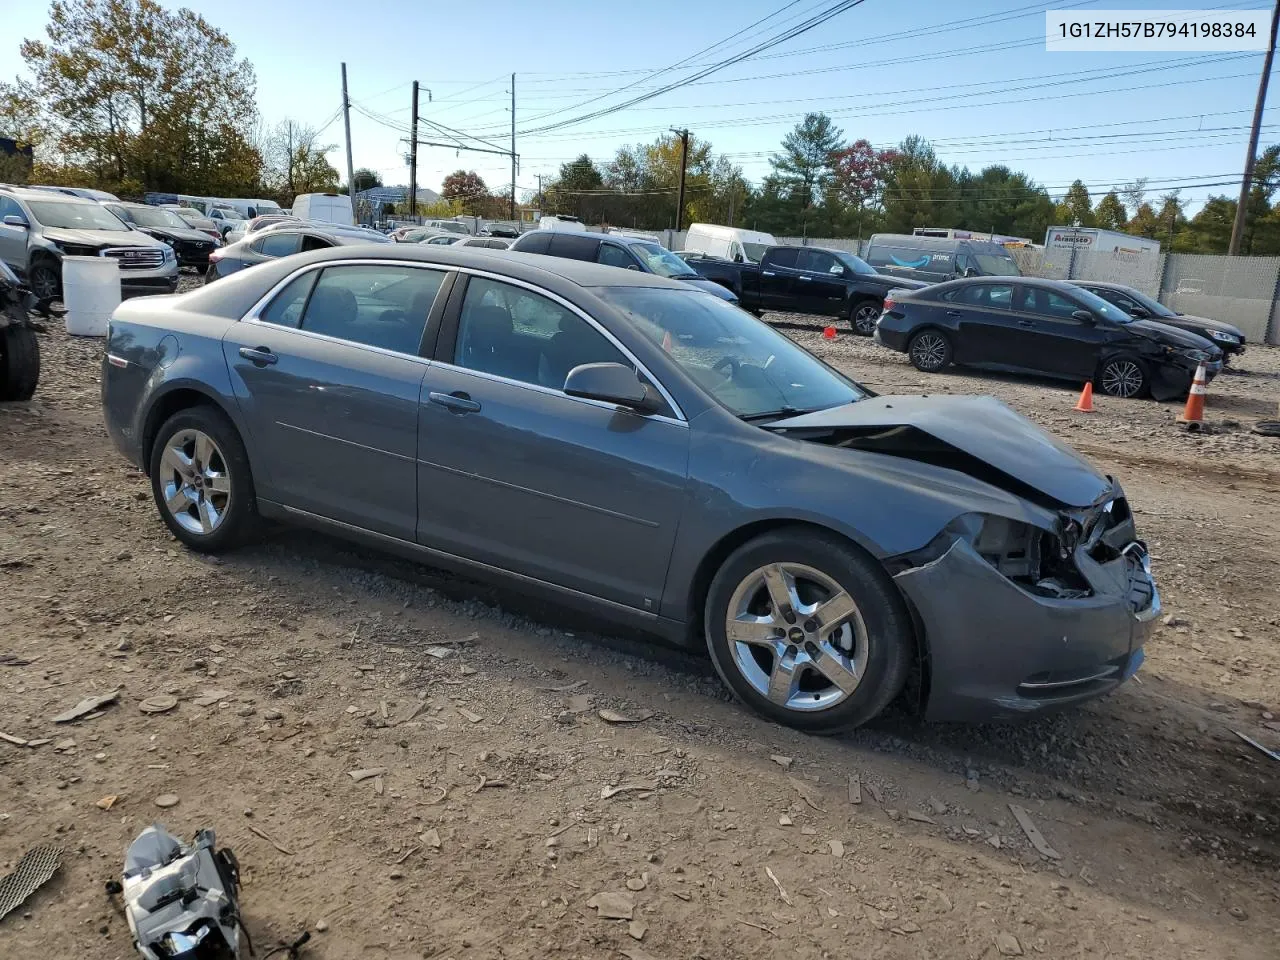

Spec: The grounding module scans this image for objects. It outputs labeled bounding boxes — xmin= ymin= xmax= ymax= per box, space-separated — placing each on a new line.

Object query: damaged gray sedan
xmin=101 ymin=246 xmax=1159 ymax=733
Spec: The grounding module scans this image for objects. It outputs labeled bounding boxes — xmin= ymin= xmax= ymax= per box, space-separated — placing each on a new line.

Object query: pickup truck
xmin=682 ymin=245 xmax=928 ymax=334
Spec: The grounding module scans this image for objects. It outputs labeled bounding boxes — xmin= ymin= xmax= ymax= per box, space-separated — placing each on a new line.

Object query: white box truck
xmin=1044 ymin=227 xmax=1160 ymax=261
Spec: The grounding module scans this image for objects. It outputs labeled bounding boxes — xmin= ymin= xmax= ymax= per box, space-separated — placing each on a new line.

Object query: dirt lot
xmin=2 ymin=289 xmax=1278 ymax=959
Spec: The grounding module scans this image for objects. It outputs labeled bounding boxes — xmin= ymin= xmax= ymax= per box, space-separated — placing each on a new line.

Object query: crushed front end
xmin=890 ymin=482 xmax=1159 ymax=722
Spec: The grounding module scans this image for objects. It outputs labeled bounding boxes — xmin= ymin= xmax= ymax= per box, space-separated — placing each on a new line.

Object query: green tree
xmin=1094 ymin=191 xmax=1128 ymax=230
xmin=1126 ymin=202 xmax=1160 ymax=238
xmin=1175 ymin=196 xmax=1233 ymax=252
xmin=1055 ymin=179 xmax=1095 ymax=227
xmin=1154 ymin=191 xmax=1186 ymax=246
xmin=352 ymin=167 xmax=382 ymax=193
xmin=263 ymin=119 xmax=337 ymax=200
xmin=881 ymin=136 xmax=959 ymax=233
xmin=771 ymin=112 xmax=845 ymax=212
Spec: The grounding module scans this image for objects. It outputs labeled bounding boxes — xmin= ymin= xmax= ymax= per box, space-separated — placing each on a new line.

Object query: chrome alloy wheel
xmin=910 ymin=332 xmax=947 ymax=370
xmin=158 ymin=429 xmax=231 ymax=535
xmin=1100 ymin=359 xmax=1144 ymax=398
xmin=724 ymin=562 xmax=869 ymax=712
xmin=853 ymin=303 xmax=881 ymax=334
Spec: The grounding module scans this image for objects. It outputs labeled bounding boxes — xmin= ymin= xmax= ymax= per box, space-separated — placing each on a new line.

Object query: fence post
xmin=1156 ymin=252 xmax=1171 ymax=303
xmin=1267 ymin=258 xmax=1280 ymax=344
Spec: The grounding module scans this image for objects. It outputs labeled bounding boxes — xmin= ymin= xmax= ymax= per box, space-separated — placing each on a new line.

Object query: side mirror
xmin=3 ymin=215 xmax=28 ymax=228
xmin=1071 ymin=309 xmax=1096 ymax=324
xmin=963 ymin=268 xmax=978 ymax=278
xmin=563 ymin=362 xmax=659 ymax=413
xmin=1127 ymin=306 xmax=1149 ymax=318
xmin=830 ymin=265 xmax=844 ymax=275
xmin=625 ymin=264 xmax=640 ymax=271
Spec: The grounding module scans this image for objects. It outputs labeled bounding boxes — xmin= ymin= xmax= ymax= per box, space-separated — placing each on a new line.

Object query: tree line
xmin=0 ymin=0 xmax=339 ymax=203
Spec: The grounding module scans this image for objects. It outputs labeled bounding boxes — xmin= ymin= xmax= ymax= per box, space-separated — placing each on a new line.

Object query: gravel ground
xmin=0 ymin=283 xmax=1277 ymax=959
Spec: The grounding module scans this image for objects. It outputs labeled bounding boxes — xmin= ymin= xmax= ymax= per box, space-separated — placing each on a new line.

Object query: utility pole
xmin=341 ymin=63 xmax=356 ymax=220
xmin=1229 ymin=0 xmax=1280 ymax=254
xmin=672 ymin=127 xmax=689 ymax=231
xmin=409 ymin=81 xmax=419 ymax=217
xmin=510 ymin=73 xmax=517 ymax=221
xmin=536 ymin=174 xmax=543 ymax=212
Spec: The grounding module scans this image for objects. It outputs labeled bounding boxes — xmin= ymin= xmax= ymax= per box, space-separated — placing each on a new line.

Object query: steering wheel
xmin=711 ymin=356 xmax=740 ymax=380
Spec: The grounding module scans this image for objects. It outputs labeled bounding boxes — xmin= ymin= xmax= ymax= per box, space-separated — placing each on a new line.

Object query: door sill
xmin=256 ymin=500 xmax=690 ymax=644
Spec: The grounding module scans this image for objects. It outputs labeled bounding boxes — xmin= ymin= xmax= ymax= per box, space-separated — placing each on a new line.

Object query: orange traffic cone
xmin=1177 ymin=363 xmax=1208 ymax=427
xmin=822 ymin=325 xmax=837 ymax=340
xmin=661 ymin=329 xmax=673 ymax=352
xmin=1074 ymin=382 xmax=1095 ymax=413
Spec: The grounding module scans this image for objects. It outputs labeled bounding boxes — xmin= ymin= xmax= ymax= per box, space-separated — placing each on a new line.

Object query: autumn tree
xmin=441 ymin=170 xmax=492 ymax=215
xmin=18 ymin=0 xmax=261 ymax=195
xmin=827 ymin=139 xmax=897 ymax=237
xmin=263 ymin=119 xmax=338 ymax=200
xmin=1094 ymin=191 xmax=1128 ymax=230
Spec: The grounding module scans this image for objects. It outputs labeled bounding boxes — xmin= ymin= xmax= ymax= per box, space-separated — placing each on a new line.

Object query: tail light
xmin=882 ymin=296 xmax=895 ymax=312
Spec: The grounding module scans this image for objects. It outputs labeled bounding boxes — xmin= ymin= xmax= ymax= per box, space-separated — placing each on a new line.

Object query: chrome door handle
xmin=796 ymin=275 xmax=811 ymax=281
xmin=238 ymin=346 xmax=277 ymax=366
xmin=762 ymin=271 xmax=776 ymax=276
xmin=945 ymin=310 xmax=962 ymax=318
xmin=429 ymin=391 xmax=481 ymax=413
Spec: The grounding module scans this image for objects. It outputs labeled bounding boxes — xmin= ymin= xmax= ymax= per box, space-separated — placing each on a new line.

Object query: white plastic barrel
xmin=62 ymin=256 xmax=121 ymax=337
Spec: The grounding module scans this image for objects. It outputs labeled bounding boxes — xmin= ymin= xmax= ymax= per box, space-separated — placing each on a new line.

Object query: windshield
xmin=742 ymin=242 xmax=770 ymax=263
xmin=595 ymin=286 xmax=865 ymax=419
xmin=972 ymin=253 xmax=1020 ymax=276
xmin=834 ymin=251 xmax=877 ymax=276
xmin=1071 ymin=287 xmax=1132 ymax=323
xmin=124 ymin=205 xmax=188 ymax=229
xmin=632 ymin=241 xmax=697 ymax=278
xmin=174 ymin=208 xmax=204 ymax=222
xmin=1119 ymin=286 xmax=1176 ymax=318
xmin=27 ymin=200 xmax=131 ymax=231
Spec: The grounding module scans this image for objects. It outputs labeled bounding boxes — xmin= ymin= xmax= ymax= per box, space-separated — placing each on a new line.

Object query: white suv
xmin=0 ymin=187 xmax=178 ymax=299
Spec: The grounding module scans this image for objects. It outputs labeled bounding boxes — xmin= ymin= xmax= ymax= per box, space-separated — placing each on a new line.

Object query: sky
xmin=3 ymin=0 xmax=1277 ymax=215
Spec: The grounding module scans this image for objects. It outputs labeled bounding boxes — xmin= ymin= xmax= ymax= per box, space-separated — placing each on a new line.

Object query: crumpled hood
xmin=770 ymin=395 xmax=1112 ymax=508
xmin=1128 ymin=318 xmax=1217 ymax=352
xmin=43 ymin=227 xmax=166 ymax=249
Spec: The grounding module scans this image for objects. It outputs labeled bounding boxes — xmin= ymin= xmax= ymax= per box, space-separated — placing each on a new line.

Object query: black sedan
xmin=875 ymin=277 xmax=1222 ymax=400
xmin=103 ymin=201 xmax=222 ymax=268
xmin=1073 ymin=280 xmax=1247 ymax=363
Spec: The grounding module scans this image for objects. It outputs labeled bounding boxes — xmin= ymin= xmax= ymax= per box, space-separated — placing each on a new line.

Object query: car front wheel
xmin=1097 ymin=355 xmax=1149 ymax=399
xmin=704 ymin=529 xmax=913 ymax=734
xmin=850 ymin=299 xmax=882 ymax=336
xmin=28 ymin=261 xmax=61 ymax=301
xmin=907 ymin=329 xmax=952 ymax=372
xmin=0 ymin=324 xmax=40 ymax=401
xmin=149 ymin=405 xmax=259 ymax=552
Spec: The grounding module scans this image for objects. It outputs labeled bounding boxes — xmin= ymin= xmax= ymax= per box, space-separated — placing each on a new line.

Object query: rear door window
xmin=298 ymin=264 xmax=446 ymax=355
xmin=953 ymin=282 xmax=1013 ymax=309
xmin=548 ymin=233 xmax=599 ymax=261
xmin=254 ymin=233 xmax=301 ymax=258
xmin=763 ymin=247 xmax=798 ymax=269
xmin=515 ymin=232 xmax=551 ymax=254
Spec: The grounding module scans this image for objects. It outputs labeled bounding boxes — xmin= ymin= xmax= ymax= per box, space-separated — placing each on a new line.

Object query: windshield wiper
xmin=740 ymin=406 xmax=811 ymax=423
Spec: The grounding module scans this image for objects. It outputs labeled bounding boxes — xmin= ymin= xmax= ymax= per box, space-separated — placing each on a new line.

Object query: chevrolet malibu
xmin=102 ymin=246 xmax=1160 ymax=732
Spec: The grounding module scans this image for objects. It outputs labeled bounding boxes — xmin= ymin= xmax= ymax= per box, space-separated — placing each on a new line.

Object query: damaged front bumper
xmin=893 ymin=497 xmax=1159 ymax=722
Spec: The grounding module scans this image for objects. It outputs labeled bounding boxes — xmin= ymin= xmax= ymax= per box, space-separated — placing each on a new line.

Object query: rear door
xmin=758 ymin=247 xmax=798 ymax=310
xmin=1010 ymin=285 xmax=1110 ymax=378
xmin=793 ymin=248 xmax=847 ymax=316
xmin=938 ymin=281 xmax=1018 ymax=365
xmin=222 ymin=262 xmax=449 ymax=539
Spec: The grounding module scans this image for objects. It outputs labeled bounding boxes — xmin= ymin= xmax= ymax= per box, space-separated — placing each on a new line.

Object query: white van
xmin=290 ymin=193 xmax=355 ymax=226
xmin=683 ymin=223 xmax=777 ymax=263
xmin=536 ymin=214 xmax=587 ymax=233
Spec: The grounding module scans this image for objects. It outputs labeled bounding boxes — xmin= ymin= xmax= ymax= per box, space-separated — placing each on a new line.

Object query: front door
xmin=222 ymin=262 xmax=448 ymax=539
xmin=416 ymin=274 xmax=689 ymax=612
xmin=1010 ymin=285 xmax=1110 ymax=379
xmin=793 ymin=248 xmax=848 ymax=316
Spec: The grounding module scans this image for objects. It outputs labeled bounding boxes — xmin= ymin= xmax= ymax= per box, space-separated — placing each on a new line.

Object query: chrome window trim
xmin=448 ymin=265 xmax=687 ymax=422
xmin=238 ymin=258 xmax=687 ymax=423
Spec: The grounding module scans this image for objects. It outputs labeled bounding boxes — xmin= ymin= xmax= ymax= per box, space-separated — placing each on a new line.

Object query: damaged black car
xmin=875 ymin=276 xmax=1222 ymax=400
xmin=101 ymin=247 xmax=1159 ymax=733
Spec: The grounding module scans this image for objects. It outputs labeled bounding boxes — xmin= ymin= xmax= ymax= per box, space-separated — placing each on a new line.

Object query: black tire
xmin=704 ymin=528 xmax=913 ymax=734
xmin=849 ymin=298 xmax=882 ymax=336
xmin=1096 ymin=354 xmax=1150 ymax=399
xmin=907 ymin=328 xmax=952 ymax=372
xmin=149 ymin=405 xmax=259 ymax=552
xmin=0 ymin=324 xmax=40 ymax=401
xmin=27 ymin=260 xmax=61 ymax=302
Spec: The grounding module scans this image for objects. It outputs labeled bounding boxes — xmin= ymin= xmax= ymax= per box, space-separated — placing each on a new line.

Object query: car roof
xmin=3 ymin=186 xmax=98 ymax=204
xmin=1073 ymin=280 xmax=1135 ymax=291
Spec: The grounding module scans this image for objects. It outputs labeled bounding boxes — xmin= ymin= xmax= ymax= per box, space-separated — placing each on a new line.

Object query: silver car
xmin=101 ymin=246 xmax=1160 ymax=733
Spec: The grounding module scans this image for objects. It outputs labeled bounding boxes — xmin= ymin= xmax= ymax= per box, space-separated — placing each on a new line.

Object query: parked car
xmin=1072 ymin=280 xmax=1247 ymax=363
xmin=509 ymin=230 xmax=739 ymax=303
xmin=875 ymin=276 xmax=1222 ymax=400
xmin=102 ymin=201 xmax=222 ymax=268
xmin=28 ymin=184 xmax=120 ymax=202
xmin=485 ymin=224 xmax=520 ymax=238
xmin=257 ymin=220 xmax=391 ymax=245
xmin=205 ymin=226 xmax=378 ymax=282
xmin=223 ymin=214 xmax=297 ymax=245
xmin=166 ymin=206 xmax=223 ymax=241
xmin=214 ymin=198 xmax=284 ymax=220
xmin=535 ymin=214 xmax=586 ymax=232
xmin=683 ymin=223 xmax=777 ymax=264
xmin=459 ymin=237 xmax=511 ymax=249
xmin=419 ymin=233 xmax=464 ymax=246
xmin=206 ymin=206 xmax=246 ymax=239
xmin=864 ymin=234 xmax=1022 ymax=283
xmin=101 ymin=244 xmax=1160 ymax=732
xmin=419 ymin=219 xmax=471 ymax=236
xmin=0 ymin=186 xmax=178 ymax=299
xmin=685 ymin=245 xmax=927 ymax=330
xmin=290 ymin=193 xmax=355 ymax=226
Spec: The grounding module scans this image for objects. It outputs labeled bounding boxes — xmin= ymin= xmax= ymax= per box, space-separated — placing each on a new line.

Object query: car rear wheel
xmin=704 ymin=529 xmax=913 ymax=734
xmin=28 ymin=261 xmax=61 ymax=301
xmin=907 ymin=329 xmax=952 ymax=372
xmin=1097 ymin=356 xmax=1149 ymax=399
xmin=0 ymin=324 xmax=40 ymax=401
xmin=149 ymin=406 xmax=259 ymax=552
xmin=850 ymin=299 xmax=882 ymax=336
